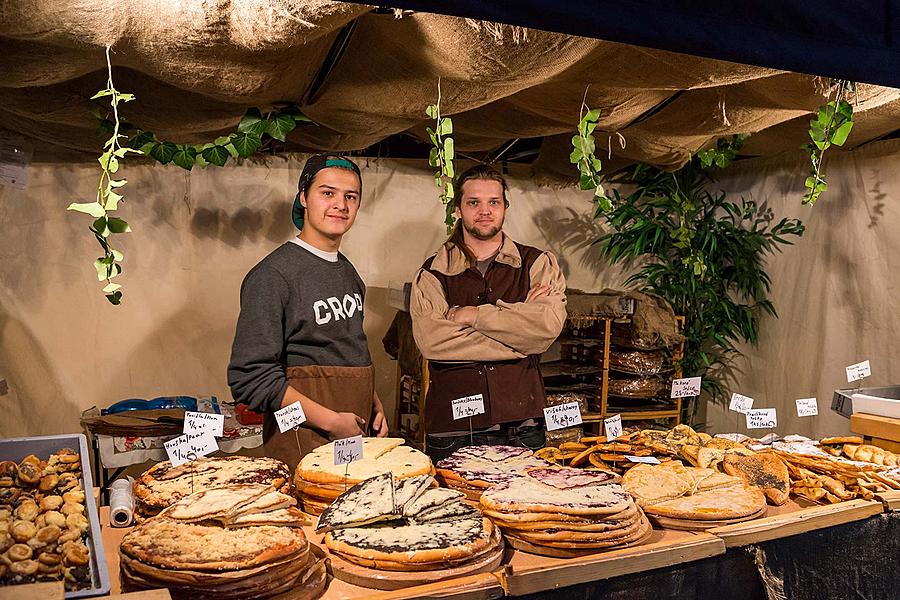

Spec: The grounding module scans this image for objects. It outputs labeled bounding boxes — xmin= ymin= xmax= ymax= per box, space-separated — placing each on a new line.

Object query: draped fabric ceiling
xmin=2 ymin=1 xmax=900 ymax=180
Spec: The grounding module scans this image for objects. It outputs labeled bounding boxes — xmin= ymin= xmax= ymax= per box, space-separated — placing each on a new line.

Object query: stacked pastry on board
xmin=435 ymin=445 xmax=552 ymax=501
xmin=132 ymin=456 xmax=291 ymax=520
xmin=479 ymin=466 xmax=652 ymax=557
xmin=318 ymin=473 xmax=503 ymax=576
xmin=120 ymin=484 xmax=323 ymax=599
xmin=622 ymin=461 xmax=768 ymax=530
xmin=294 ymin=438 xmax=433 ymax=514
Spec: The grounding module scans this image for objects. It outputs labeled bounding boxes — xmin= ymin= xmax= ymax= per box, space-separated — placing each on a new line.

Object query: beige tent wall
xmin=1 ymin=142 xmax=898 ymax=440
xmin=0 ymin=156 xmax=625 ymax=438
xmin=707 ymin=139 xmax=900 ymax=438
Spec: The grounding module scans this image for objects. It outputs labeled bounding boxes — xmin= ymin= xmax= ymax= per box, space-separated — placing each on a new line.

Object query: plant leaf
xmin=265 ymin=113 xmax=297 ymax=142
xmin=231 ymin=132 xmax=262 ymax=157
xmin=238 ymin=108 xmax=267 ymax=135
xmin=68 ymin=202 xmax=106 ymax=218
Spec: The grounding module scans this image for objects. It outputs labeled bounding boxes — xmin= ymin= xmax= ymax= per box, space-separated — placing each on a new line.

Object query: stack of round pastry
xmin=479 ymin=466 xmax=652 ymax=557
xmin=622 ymin=462 xmax=767 ymax=530
xmin=120 ymin=484 xmax=323 ymax=599
xmin=132 ymin=456 xmax=291 ymax=520
xmin=294 ymin=438 xmax=433 ymax=514
xmin=0 ymin=449 xmax=92 ymax=591
xmin=434 ymin=445 xmax=551 ymax=501
xmin=317 ymin=473 xmax=503 ymax=584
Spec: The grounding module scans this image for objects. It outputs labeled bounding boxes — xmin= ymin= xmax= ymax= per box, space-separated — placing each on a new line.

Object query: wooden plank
xmin=850 ymin=413 xmax=900 ymax=444
xmin=502 ymin=529 xmax=724 ymax=597
xmin=875 ymin=490 xmax=900 ymax=512
xmin=0 ymin=581 xmax=64 ymax=600
xmin=708 ymin=499 xmax=883 ymax=548
xmin=323 ymin=573 xmax=504 ymax=600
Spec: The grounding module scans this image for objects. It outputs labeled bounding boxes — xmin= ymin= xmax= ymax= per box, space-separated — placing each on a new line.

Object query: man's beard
xmin=463 ymin=218 xmax=503 ymax=241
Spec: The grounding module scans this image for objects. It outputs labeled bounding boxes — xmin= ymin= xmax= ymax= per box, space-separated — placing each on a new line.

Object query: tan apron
xmin=262 ymin=364 xmax=374 ymax=470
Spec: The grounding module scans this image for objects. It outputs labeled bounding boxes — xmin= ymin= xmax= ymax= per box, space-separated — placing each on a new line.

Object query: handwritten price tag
xmin=451 ymin=394 xmax=486 ymax=420
xmin=845 ymin=360 xmax=871 ymax=383
xmin=729 ymin=393 xmax=754 ymax=414
xmin=625 ymin=455 xmax=661 ymax=464
xmin=183 ymin=411 xmax=224 ymax=437
xmin=746 ymin=408 xmax=777 ymax=430
xmin=333 ymin=435 xmax=363 ymax=466
xmin=796 ymin=397 xmax=818 ymax=417
xmin=274 ymin=402 xmax=307 ymax=433
xmin=604 ymin=414 xmax=623 ymax=441
xmin=671 ymin=377 xmax=702 ymax=398
xmin=544 ymin=402 xmax=583 ymax=431
xmin=165 ymin=432 xmax=218 ymax=467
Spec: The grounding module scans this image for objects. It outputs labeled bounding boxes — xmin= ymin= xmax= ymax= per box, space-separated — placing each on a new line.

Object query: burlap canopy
xmin=2 ymin=1 xmax=898 ymax=177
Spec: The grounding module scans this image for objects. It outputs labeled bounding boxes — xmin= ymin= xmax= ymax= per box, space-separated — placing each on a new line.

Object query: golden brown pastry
xmin=60 ymin=502 xmax=84 ymax=516
xmin=62 ymin=489 xmax=85 ymax=504
xmin=10 ymin=520 xmax=37 ymax=543
xmin=8 ymin=542 xmax=33 ymax=561
xmin=9 ymin=558 xmax=39 ymax=576
xmin=15 ymin=500 xmax=39 ymax=522
xmin=63 ymin=541 xmax=89 ymax=566
xmin=65 ymin=513 xmax=88 ymax=533
xmin=17 ymin=461 xmax=41 ymax=485
xmin=39 ymin=495 xmax=64 ymax=512
xmin=39 ymin=474 xmax=59 ymax=492
xmin=43 ymin=511 xmax=66 ymax=529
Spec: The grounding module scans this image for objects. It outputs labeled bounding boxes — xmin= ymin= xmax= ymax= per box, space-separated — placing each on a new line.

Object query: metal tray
xmin=0 ymin=433 xmax=111 ymax=598
xmin=832 ymin=384 xmax=900 ymax=418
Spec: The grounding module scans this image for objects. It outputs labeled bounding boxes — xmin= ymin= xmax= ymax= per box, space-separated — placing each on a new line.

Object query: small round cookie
xmin=38 ymin=551 xmax=61 ymax=566
xmin=39 ymin=474 xmax=59 ymax=493
xmin=57 ymin=474 xmax=79 ymax=493
xmin=15 ymin=500 xmax=39 ymax=522
xmin=30 ymin=525 xmax=61 ymax=549
xmin=0 ymin=487 xmax=21 ymax=504
xmin=0 ymin=532 xmax=14 ymax=553
xmin=63 ymin=489 xmax=86 ymax=504
xmin=58 ymin=527 xmax=82 ymax=543
xmin=8 ymin=542 xmax=34 ymax=561
xmin=65 ymin=513 xmax=89 ymax=533
xmin=17 ymin=462 xmax=42 ymax=485
xmin=40 ymin=495 xmax=64 ymax=512
xmin=63 ymin=541 xmax=89 ymax=566
xmin=61 ymin=502 xmax=85 ymax=517
xmin=10 ymin=558 xmax=39 ymax=576
xmin=43 ymin=511 xmax=66 ymax=529
xmin=10 ymin=520 xmax=37 ymax=543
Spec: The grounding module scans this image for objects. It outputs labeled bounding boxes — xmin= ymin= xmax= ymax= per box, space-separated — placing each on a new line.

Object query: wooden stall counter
xmin=499 ymin=528 xmax=724 ymax=597
xmin=708 ymin=497 xmax=884 ymax=548
xmin=874 ymin=490 xmax=900 ymax=511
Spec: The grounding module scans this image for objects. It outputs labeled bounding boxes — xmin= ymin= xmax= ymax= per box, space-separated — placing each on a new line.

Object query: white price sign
xmin=745 ymin=408 xmax=777 ymax=430
xmin=333 ymin=435 xmax=363 ymax=466
xmin=625 ymin=455 xmax=661 ymax=464
xmin=671 ymin=377 xmax=702 ymax=398
xmin=795 ymin=397 xmax=818 ymax=417
xmin=451 ymin=394 xmax=486 ymax=420
xmin=604 ymin=414 xmax=623 ymax=441
xmin=165 ymin=432 xmax=218 ymax=467
xmin=183 ymin=411 xmax=224 ymax=437
xmin=274 ymin=402 xmax=307 ymax=433
xmin=543 ymin=402 xmax=583 ymax=431
xmin=729 ymin=393 xmax=754 ymax=414
xmin=845 ymin=360 xmax=871 ymax=383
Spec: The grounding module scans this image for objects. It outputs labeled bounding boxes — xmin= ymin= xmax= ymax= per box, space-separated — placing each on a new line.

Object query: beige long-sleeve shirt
xmin=411 ymin=235 xmax=567 ymax=362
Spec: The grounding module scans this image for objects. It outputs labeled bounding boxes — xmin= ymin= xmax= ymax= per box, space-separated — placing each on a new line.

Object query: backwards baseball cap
xmin=292 ymin=153 xmax=363 ymax=230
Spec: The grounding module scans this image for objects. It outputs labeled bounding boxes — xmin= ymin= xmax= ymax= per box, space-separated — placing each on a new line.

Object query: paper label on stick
xmin=333 ymin=435 xmax=363 ymax=465
xmin=625 ymin=455 xmax=661 ymax=464
xmin=274 ymin=402 xmax=307 ymax=433
xmin=729 ymin=393 xmax=754 ymax=414
xmin=745 ymin=408 xmax=777 ymax=430
xmin=183 ymin=411 xmax=224 ymax=437
xmin=165 ymin=432 xmax=218 ymax=467
xmin=671 ymin=377 xmax=702 ymax=398
xmin=795 ymin=397 xmax=818 ymax=417
xmin=543 ymin=402 xmax=582 ymax=431
xmin=845 ymin=360 xmax=871 ymax=383
xmin=451 ymin=394 xmax=485 ymax=420
xmin=604 ymin=414 xmax=623 ymax=441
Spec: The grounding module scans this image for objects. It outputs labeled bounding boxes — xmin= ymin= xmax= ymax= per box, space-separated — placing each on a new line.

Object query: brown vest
xmin=423 ymin=241 xmax=546 ymax=433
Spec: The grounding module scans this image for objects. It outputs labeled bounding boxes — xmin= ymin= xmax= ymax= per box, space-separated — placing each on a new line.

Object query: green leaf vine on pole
xmin=425 ymin=80 xmax=457 ymax=233
xmin=802 ymin=79 xmax=855 ymax=205
xmin=68 ymin=46 xmax=142 ymax=305
xmin=569 ymin=103 xmax=613 ymax=216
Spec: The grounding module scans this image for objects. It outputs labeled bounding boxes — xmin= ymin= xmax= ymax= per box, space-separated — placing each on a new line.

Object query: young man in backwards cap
xmin=228 ymin=153 xmax=388 ymax=468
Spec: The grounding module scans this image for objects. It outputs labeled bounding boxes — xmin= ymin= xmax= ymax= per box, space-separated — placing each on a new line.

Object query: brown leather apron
xmin=262 ymin=364 xmax=374 ymax=470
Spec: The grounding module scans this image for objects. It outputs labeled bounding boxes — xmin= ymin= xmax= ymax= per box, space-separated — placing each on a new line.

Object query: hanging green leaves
xmin=68 ymin=46 xmax=142 ymax=305
xmin=569 ymin=105 xmax=612 ymax=215
xmin=94 ymin=106 xmax=312 ymax=172
xmin=426 ymin=81 xmax=457 ymax=233
xmin=802 ymin=79 xmax=855 ymax=205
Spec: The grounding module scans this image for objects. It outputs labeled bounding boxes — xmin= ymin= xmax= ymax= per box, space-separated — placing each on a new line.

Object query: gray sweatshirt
xmin=227 ymin=242 xmax=371 ymax=413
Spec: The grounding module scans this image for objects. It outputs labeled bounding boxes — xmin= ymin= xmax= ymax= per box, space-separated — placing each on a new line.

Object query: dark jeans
xmin=425 ymin=423 xmax=546 ymax=464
